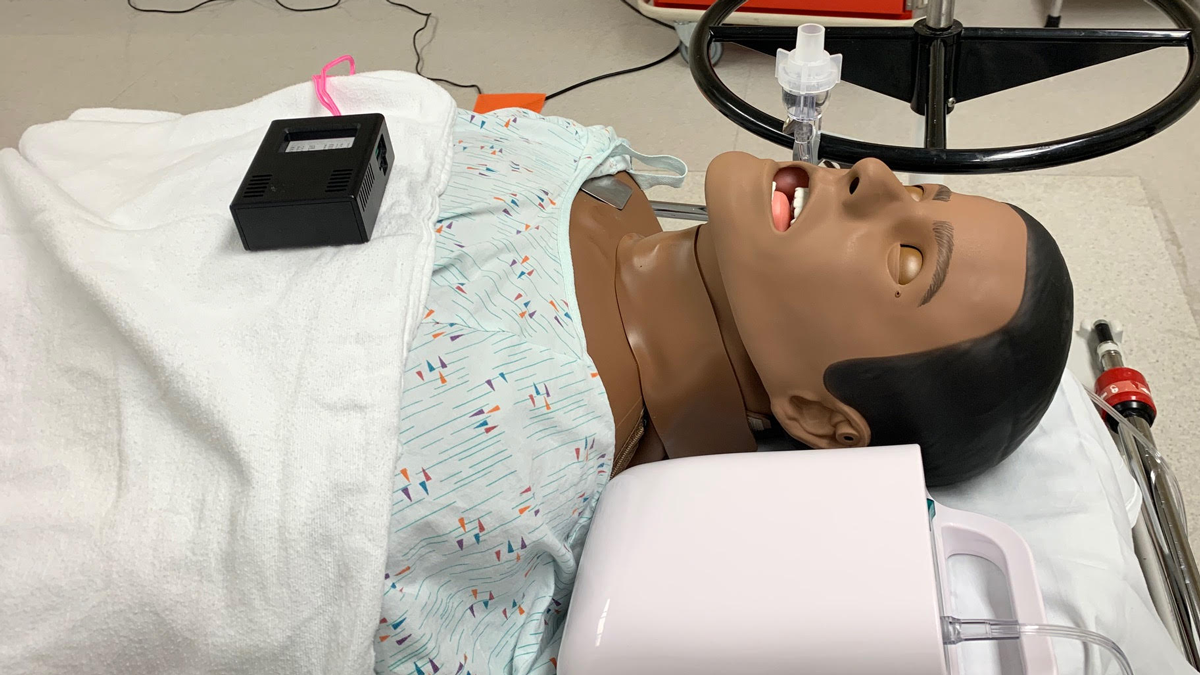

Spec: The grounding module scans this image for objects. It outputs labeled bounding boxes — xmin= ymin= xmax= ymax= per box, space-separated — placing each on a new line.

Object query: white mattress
xmin=931 ymin=371 xmax=1196 ymax=675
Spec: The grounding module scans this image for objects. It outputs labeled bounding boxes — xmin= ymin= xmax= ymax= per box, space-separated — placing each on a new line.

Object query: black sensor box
xmin=230 ymin=113 xmax=393 ymax=251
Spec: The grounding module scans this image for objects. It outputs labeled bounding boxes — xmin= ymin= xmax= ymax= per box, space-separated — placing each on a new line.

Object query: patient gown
xmin=374 ymin=109 xmax=623 ymax=675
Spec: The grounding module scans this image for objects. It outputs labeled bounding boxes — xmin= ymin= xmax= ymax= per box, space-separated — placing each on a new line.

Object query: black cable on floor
xmin=128 ymin=0 xmax=342 ymax=13
xmin=273 ymin=0 xmax=342 ymax=13
xmin=543 ymin=0 xmax=680 ymax=103
xmin=127 ymin=0 xmax=229 ymax=13
xmin=544 ymin=47 xmax=679 ymax=102
xmin=128 ymin=0 xmax=682 ymax=103
xmin=127 ymin=0 xmax=479 ymax=94
xmin=385 ymin=1 xmax=484 ymax=95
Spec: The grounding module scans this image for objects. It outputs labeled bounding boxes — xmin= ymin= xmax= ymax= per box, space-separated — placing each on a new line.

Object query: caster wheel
xmin=679 ymin=39 xmax=723 ymax=66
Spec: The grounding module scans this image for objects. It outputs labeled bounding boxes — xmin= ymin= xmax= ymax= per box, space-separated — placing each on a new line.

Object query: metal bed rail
xmin=1091 ymin=320 xmax=1200 ymax=667
xmin=647 ymin=201 xmax=707 ymax=221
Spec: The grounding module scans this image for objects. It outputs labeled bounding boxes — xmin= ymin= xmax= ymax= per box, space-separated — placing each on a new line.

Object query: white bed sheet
xmin=0 ymin=73 xmax=454 ymax=675
xmin=931 ymin=371 xmax=1195 ymax=675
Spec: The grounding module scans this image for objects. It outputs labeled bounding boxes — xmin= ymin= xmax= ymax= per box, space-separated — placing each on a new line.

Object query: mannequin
xmin=371 ymin=129 xmax=1074 ymax=674
xmin=571 ymin=151 xmax=1073 ymax=486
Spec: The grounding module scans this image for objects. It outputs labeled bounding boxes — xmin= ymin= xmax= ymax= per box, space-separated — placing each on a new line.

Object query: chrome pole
xmin=925 ymin=0 xmax=955 ymax=29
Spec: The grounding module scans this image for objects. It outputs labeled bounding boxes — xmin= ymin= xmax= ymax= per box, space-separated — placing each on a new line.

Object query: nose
xmin=841 ymin=158 xmax=909 ymax=210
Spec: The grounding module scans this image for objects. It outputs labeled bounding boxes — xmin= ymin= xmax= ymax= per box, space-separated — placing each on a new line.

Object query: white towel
xmin=0 ymin=72 xmax=454 ymax=674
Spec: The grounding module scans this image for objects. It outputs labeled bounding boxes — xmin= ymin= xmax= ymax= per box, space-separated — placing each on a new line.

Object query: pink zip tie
xmin=312 ymin=55 xmax=356 ymax=116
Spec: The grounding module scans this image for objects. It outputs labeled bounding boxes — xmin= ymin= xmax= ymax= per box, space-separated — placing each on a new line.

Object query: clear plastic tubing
xmin=943 ymin=617 xmax=1135 ymax=675
xmin=775 ymin=23 xmax=842 ymax=163
xmin=1086 ymin=388 xmax=1188 ymax=529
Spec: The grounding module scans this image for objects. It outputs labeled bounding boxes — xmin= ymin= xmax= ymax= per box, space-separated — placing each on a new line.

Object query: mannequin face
xmin=704 ymin=151 xmax=1028 ymax=448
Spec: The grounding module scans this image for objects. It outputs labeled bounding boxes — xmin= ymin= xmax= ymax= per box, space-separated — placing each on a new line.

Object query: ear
xmin=772 ymin=393 xmax=870 ymax=448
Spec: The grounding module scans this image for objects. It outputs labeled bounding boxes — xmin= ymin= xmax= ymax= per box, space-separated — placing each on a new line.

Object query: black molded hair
xmin=823 ymin=205 xmax=1073 ymax=486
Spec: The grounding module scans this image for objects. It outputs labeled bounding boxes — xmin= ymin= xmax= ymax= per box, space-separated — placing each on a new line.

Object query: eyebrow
xmin=919 ymin=221 xmax=954 ymax=306
xmin=932 ymin=185 xmax=952 ymax=202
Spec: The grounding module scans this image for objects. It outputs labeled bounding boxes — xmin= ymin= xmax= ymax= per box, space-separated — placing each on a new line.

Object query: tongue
xmin=771 ymin=190 xmax=791 ymax=232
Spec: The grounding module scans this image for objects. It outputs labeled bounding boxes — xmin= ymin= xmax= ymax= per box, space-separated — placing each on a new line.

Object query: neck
xmin=613 ymin=225 xmax=769 ymax=458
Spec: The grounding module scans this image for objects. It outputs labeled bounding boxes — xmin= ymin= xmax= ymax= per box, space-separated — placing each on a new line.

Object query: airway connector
xmin=1095 ymin=366 xmax=1156 ymax=430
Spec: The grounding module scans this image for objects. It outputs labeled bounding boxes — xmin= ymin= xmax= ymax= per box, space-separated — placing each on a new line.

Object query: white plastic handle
xmin=932 ymin=502 xmax=1058 ymax=675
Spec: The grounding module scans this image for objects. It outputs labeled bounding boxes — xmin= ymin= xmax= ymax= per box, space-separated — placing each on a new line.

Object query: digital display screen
xmin=285 ymin=136 xmax=355 ymax=152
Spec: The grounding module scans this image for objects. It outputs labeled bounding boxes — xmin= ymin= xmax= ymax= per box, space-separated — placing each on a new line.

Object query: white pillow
xmin=931 ymin=372 xmax=1195 ymax=675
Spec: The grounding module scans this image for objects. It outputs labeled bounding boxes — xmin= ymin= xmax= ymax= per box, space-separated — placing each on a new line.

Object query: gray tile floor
xmin=3 ymin=0 xmax=1198 ymax=516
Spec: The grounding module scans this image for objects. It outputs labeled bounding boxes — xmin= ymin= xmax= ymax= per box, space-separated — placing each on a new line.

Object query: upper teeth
xmin=774 ymin=181 xmax=810 ymax=224
xmin=793 ymin=187 xmax=808 ymax=221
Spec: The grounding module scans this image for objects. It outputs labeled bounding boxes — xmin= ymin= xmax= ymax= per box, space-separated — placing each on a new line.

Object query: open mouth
xmin=770 ymin=165 xmax=811 ymax=233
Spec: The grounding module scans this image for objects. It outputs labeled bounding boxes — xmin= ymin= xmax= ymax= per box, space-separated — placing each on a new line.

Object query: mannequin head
xmin=704 ymin=152 xmax=1072 ymax=485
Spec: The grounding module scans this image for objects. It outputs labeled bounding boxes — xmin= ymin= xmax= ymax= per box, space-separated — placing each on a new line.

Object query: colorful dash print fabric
xmin=374 ymin=109 xmax=623 ymax=675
